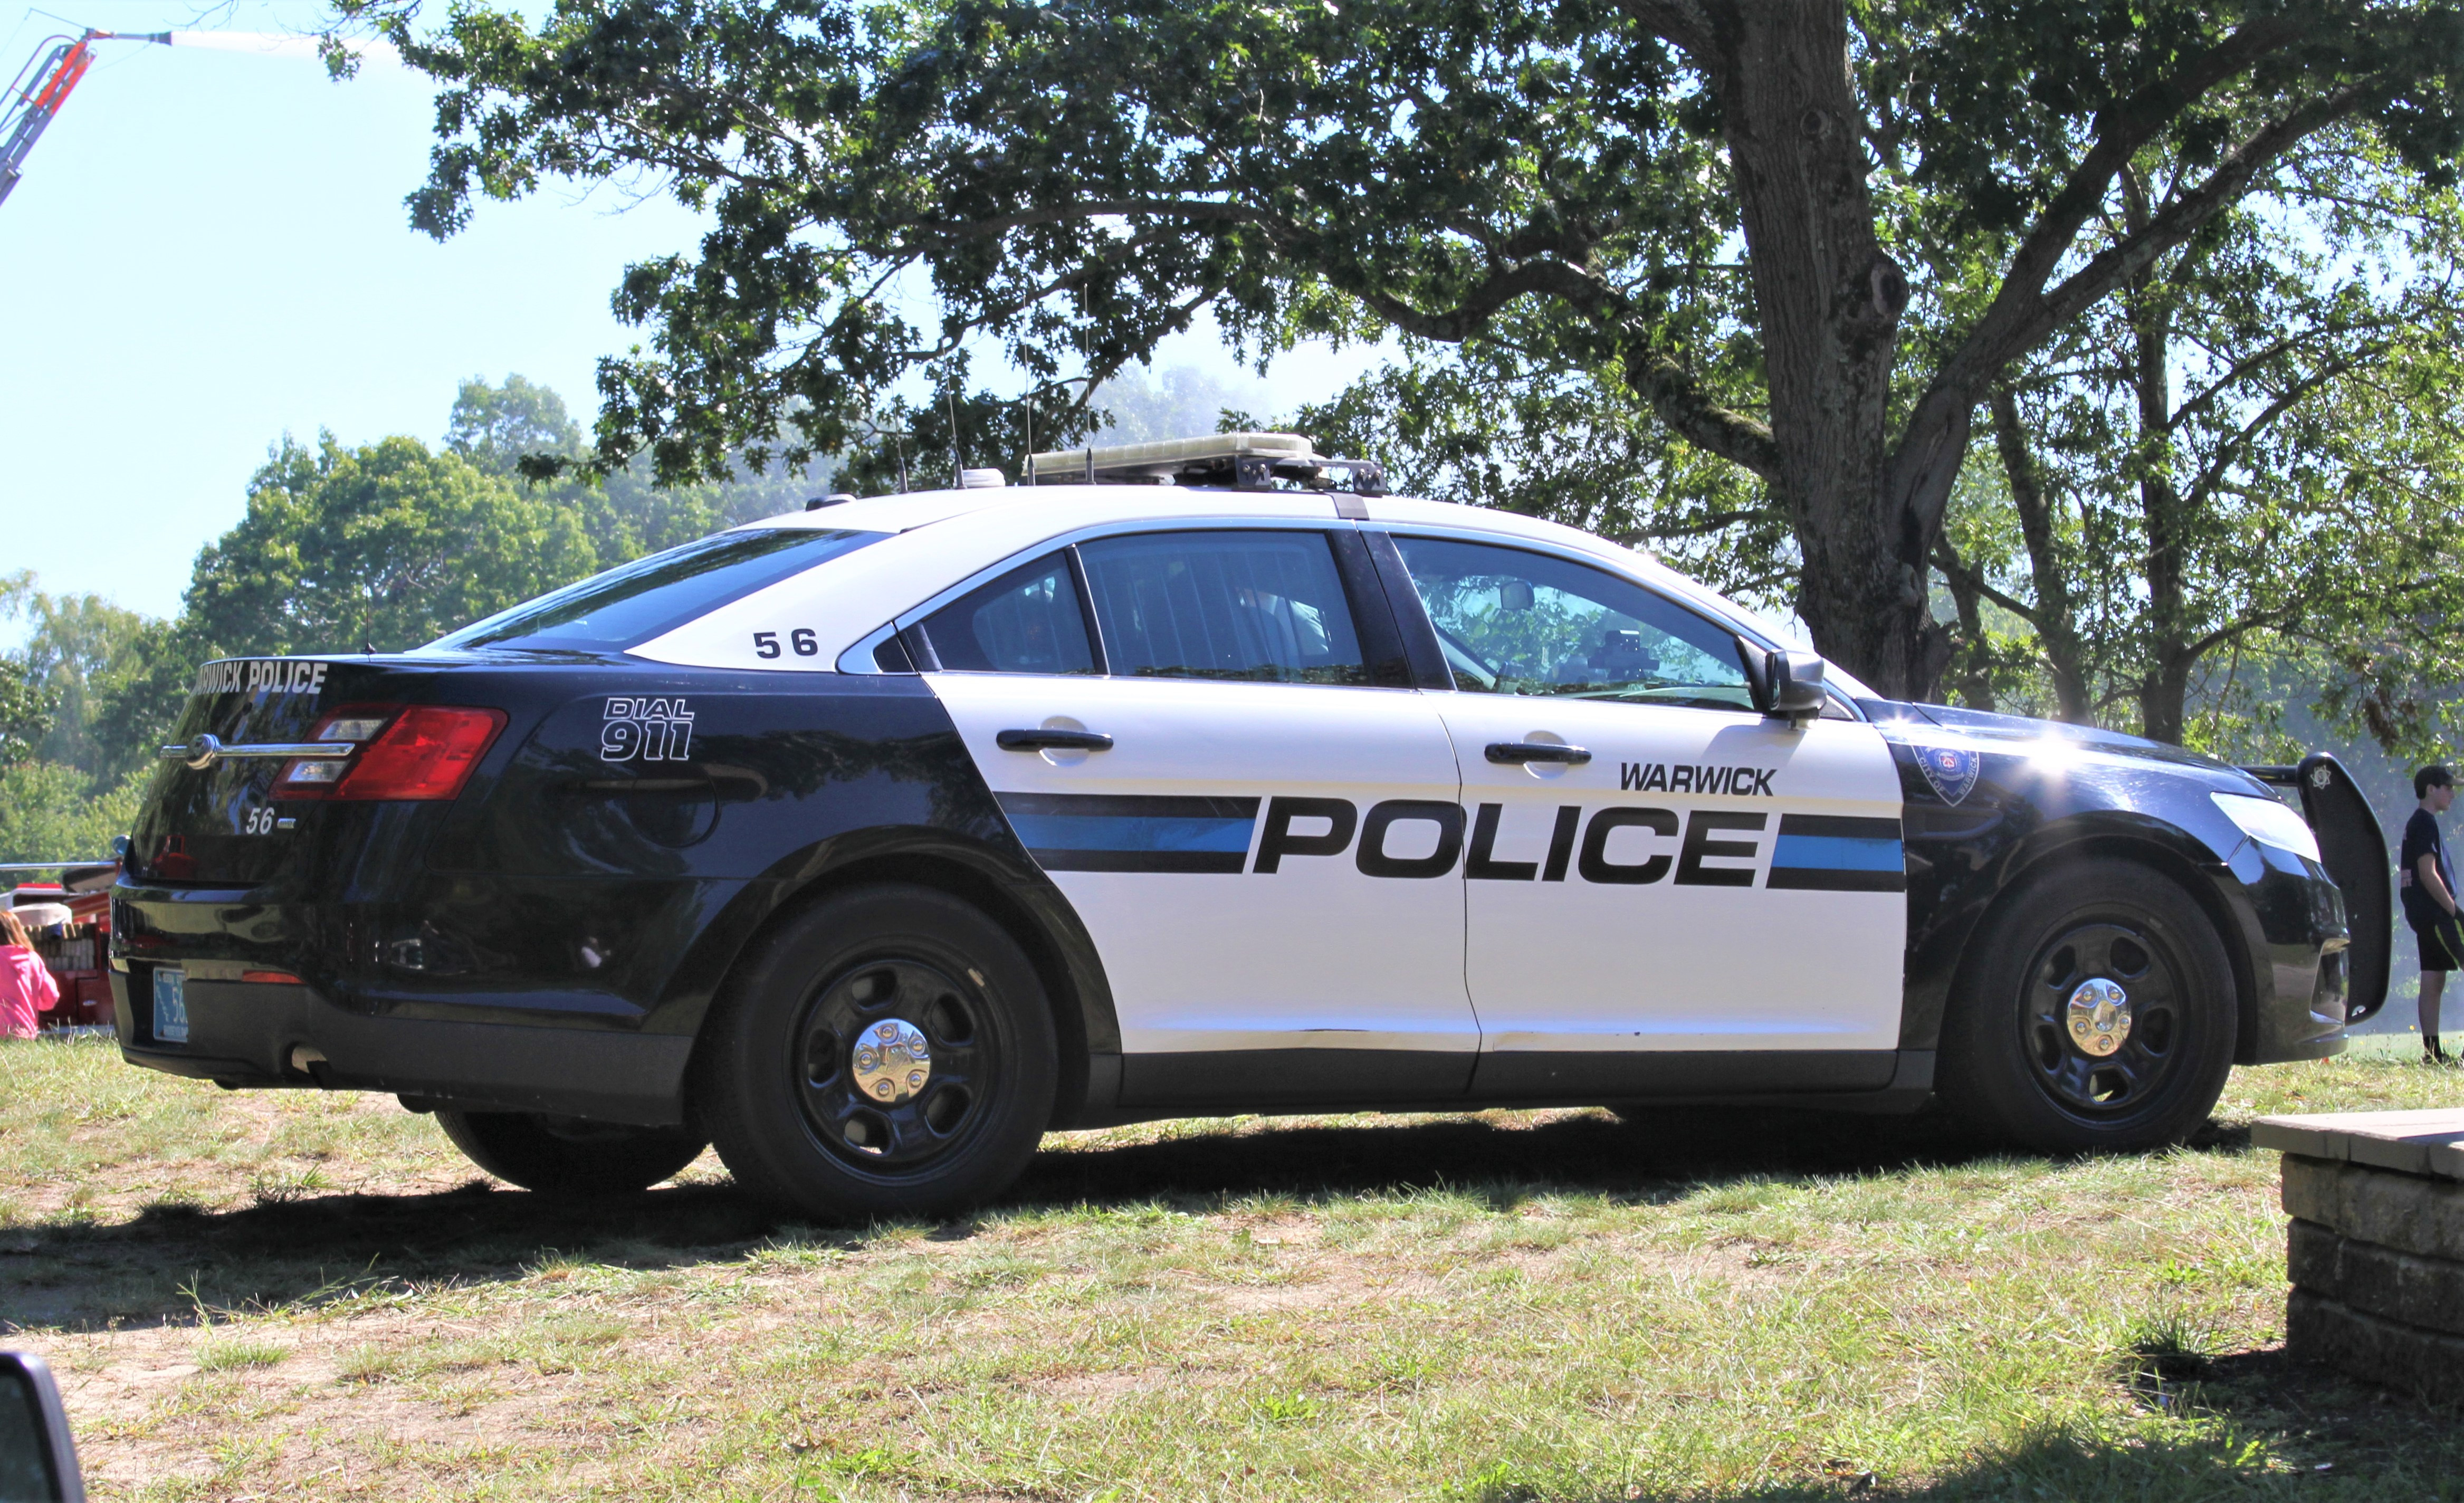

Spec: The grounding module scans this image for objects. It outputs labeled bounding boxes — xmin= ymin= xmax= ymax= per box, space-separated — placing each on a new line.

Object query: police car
xmin=111 ymin=434 xmax=2388 ymax=1218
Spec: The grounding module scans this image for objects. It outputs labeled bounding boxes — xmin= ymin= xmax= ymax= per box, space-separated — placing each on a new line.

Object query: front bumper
xmin=2226 ymin=840 xmax=2351 ymax=1065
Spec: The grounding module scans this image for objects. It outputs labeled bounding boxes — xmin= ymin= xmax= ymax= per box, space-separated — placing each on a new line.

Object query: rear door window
xmin=432 ymin=527 xmax=884 ymax=653
xmin=912 ymin=553 xmax=1097 ymax=675
xmin=1077 ymin=531 xmax=1369 ymax=686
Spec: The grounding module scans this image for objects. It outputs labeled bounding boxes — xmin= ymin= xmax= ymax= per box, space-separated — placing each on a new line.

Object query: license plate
xmin=152 ymin=969 xmax=189 ymax=1044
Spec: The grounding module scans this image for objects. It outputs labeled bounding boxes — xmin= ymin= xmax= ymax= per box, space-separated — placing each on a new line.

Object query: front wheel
xmin=1939 ymin=857 xmax=2236 ymax=1153
xmin=693 ymin=884 xmax=1058 ymax=1222
xmin=435 ymin=1111 xmax=709 ymax=1196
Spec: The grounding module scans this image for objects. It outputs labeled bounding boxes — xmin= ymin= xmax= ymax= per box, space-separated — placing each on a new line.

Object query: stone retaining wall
xmin=2255 ymin=1110 xmax=2464 ymax=1397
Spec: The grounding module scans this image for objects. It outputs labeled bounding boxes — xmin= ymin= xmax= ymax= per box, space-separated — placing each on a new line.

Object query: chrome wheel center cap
xmin=2067 ymin=978 xmax=2132 ymax=1058
xmin=851 ymin=1019 xmax=931 ymax=1105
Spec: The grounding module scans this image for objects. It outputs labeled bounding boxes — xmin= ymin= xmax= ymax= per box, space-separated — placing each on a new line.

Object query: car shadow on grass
xmin=0 ymin=1175 xmax=789 ymax=1331
xmin=4 ymin=1100 xmax=2245 ymax=1332
xmin=1016 ymin=1103 xmax=1993 ymax=1211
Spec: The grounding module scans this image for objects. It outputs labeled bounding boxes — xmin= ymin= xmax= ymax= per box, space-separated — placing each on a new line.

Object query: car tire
xmin=1940 ymin=856 xmax=2237 ymax=1153
xmin=434 ymin=1110 xmax=709 ymax=1196
xmin=693 ymin=883 xmax=1058 ymax=1222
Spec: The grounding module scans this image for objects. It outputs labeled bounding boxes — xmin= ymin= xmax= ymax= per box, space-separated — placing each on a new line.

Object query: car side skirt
xmin=1096 ymin=1045 xmax=1921 ymax=1121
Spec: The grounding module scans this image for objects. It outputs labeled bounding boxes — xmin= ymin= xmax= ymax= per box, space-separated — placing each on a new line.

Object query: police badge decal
xmin=1918 ymin=744 xmax=1981 ymax=806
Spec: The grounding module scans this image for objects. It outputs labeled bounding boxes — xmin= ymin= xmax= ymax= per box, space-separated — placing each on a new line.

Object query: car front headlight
xmin=2212 ymin=791 xmax=2322 ymax=864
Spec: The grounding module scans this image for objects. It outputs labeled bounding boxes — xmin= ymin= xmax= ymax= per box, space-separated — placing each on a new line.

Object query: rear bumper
xmin=111 ymin=968 xmax=693 ymax=1125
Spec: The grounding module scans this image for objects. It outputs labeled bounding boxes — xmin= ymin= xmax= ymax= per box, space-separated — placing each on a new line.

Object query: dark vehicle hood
xmin=1864 ymin=701 xmax=2268 ymax=790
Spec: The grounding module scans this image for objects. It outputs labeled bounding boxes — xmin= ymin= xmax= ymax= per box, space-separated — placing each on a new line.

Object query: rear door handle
xmin=996 ymin=729 xmax=1115 ymax=752
xmin=1485 ymin=741 xmax=1592 ymax=765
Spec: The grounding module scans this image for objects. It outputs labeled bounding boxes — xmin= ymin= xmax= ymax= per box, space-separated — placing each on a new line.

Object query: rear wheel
xmin=693 ymin=884 xmax=1057 ymax=1222
xmin=435 ymin=1111 xmax=708 ymax=1196
xmin=1940 ymin=857 xmax=2236 ymax=1152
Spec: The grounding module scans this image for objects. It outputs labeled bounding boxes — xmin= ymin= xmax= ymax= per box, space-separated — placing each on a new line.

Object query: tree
xmin=448 ymin=374 xmax=827 ymax=554
xmin=0 ymin=656 xmax=53 ymax=769
xmin=341 ymin=0 xmax=2464 ymax=698
xmin=0 ymin=572 xmax=153 ymax=776
xmin=445 ymin=371 xmax=589 ymax=476
xmin=184 ymin=433 xmax=598 ymax=657
xmin=2 ymin=575 xmax=151 ymax=858
xmin=1918 ymin=145 xmax=2464 ymax=753
xmin=1296 ymin=328 xmax=1793 ymax=606
xmin=1303 ymin=168 xmax=2464 ymax=754
xmin=0 ymin=762 xmax=141 ymax=865
xmin=82 ymin=617 xmax=215 ymax=790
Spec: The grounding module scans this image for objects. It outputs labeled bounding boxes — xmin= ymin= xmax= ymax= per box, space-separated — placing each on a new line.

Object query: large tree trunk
xmin=1703 ymin=4 xmax=1938 ymax=698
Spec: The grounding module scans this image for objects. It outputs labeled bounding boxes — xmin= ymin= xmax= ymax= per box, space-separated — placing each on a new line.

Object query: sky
xmin=0 ymin=1 xmax=1387 ymax=643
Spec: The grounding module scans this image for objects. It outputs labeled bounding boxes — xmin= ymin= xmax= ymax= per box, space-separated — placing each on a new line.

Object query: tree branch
xmin=1892 ymin=64 xmax=2385 ymax=543
xmin=895 ymin=198 xmax=1276 ymax=243
xmin=2181 ymin=605 xmax=2299 ymax=665
xmin=1618 ymin=345 xmax=1780 ymax=482
xmin=1930 ymin=542 xmax=2043 ymax=626
xmin=1622 ymin=506 xmax=1778 ymax=541
xmin=1947 ymin=80 xmax=2380 ymax=395
xmin=2181 ymin=349 xmax=2376 ymax=509
xmin=1351 ymin=259 xmax=1617 ymax=343
xmin=2169 ymin=314 xmax=2416 ymax=434
xmin=1938 ymin=11 xmax=2312 ymax=393
xmin=1611 ymin=0 xmax=1713 ymax=59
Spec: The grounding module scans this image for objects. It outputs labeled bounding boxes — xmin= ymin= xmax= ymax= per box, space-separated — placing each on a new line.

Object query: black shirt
xmin=2401 ymin=807 xmax=2456 ymax=930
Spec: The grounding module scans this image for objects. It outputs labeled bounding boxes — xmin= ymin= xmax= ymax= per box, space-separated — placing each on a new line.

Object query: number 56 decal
xmin=752 ymin=629 xmax=820 ymax=659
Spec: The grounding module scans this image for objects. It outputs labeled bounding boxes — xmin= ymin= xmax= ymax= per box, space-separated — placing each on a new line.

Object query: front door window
xmin=1393 ymin=535 xmax=1753 ymax=711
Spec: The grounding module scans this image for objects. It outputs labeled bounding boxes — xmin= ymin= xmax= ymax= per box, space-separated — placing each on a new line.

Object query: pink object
xmin=0 ymin=946 xmax=59 ymax=1039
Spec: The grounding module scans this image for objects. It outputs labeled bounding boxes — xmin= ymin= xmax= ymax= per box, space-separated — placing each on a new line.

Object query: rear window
xmin=429 ymin=528 xmax=884 ymax=653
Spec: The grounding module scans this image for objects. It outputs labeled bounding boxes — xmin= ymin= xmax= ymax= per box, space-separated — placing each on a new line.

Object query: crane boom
xmin=1 ymin=28 xmax=169 ymax=209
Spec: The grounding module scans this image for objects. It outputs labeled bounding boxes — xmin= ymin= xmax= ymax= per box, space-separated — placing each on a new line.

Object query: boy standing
xmin=2401 ymin=765 xmax=2464 ymax=1064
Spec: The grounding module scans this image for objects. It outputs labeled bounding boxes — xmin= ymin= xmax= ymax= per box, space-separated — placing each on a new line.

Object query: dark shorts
xmin=2418 ymin=913 xmax=2464 ymax=972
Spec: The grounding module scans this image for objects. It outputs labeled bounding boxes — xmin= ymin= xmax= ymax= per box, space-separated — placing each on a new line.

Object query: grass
xmin=3 ymin=1032 xmax=2462 ymax=1500
xmin=192 ymin=1337 xmax=289 ymax=1372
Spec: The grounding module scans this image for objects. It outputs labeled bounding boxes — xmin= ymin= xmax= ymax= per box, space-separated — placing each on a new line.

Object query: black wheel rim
xmin=2019 ymin=918 xmax=2185 ymax=1118
xmin=792 ymin=956 xmax=994 ymax=1173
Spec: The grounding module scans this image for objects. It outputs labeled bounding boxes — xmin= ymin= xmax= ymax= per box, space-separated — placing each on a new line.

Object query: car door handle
xmin=996 ymin=728 xmax=1115 ymax=753
xmin=1485 ymin=741 xmax=1592 ymax=765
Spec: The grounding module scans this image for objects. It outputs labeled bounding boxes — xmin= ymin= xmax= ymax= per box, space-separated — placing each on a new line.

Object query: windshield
xmin=429 ymin=528 xmax=884 ymax=653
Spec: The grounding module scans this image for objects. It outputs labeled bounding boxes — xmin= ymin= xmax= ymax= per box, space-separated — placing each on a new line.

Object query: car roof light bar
xmin=1024 ymin=432 xmax=1385 ymax=495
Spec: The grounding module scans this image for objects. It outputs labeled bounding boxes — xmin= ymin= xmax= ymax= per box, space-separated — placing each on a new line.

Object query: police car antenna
xmin=946 ymin=389 xmax=964 ymax=483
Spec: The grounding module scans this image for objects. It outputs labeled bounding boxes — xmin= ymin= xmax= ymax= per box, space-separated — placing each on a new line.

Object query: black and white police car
xmin=112 ymin=434 xmax=2389 ymax=1218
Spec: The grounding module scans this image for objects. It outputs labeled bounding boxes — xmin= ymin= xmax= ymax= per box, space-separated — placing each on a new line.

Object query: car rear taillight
xmin=274 ymin=706 xmax=507 ymax=802
xmin=272 ymin=703 xmax=396 ymax=798
xmin=338 ymin=706 xmax=506 ymax=799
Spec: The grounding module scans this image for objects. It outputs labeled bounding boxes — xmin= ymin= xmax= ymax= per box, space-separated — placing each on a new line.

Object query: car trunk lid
xmin=132 ymin=657 xmax=434 ymax=885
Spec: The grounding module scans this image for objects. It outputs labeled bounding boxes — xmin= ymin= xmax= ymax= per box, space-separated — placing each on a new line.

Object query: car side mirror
xmin=1745 ymin=647 xmax=1827 ymax=723
xmin=0 ymin=1352 xmax=85 ymax=1502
